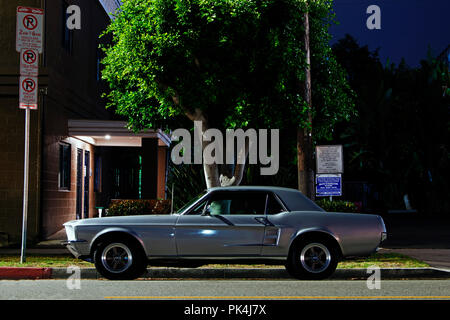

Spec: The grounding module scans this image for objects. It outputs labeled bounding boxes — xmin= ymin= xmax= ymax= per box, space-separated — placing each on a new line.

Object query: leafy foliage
xmin=107 ymin=199 xmax=171 ymax=216
xmin=315 ymin=198 xmax=360 ymax=213
xmin=166 ymin=162 xmax=206 ymax=211
xmin=330 ymin=35 xmax=450 ymax=213
xmin=101 ymin=0 xmax=354 ymax=135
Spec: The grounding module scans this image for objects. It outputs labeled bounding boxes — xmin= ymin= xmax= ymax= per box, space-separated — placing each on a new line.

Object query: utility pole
xmin=297 ymin=1 xmax=314 ymax=199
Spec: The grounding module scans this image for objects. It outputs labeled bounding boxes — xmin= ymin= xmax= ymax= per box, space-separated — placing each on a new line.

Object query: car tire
xmin=286 ymin=238 xmax=339 ymax=280
xmin=94 ymin=239 xmax=147 ymax=280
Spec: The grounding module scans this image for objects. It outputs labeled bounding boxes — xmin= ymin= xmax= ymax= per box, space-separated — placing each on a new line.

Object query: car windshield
xmin=176 ymin=191 xmax=207 ymax=214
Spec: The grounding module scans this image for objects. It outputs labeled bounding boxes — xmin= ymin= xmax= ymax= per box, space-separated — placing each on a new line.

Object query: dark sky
xmin=330 ymin=0 xmax=450 ymax=67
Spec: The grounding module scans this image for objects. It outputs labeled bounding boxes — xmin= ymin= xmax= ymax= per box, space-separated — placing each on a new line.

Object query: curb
xmin=0 ymin=267 xmax=52 ymax=280
xmin=1 ymin=267 xmax=450 ymax=280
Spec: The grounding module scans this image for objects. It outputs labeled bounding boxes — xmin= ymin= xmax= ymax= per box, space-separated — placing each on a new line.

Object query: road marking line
xmin=104 ymin=296 xmax=450 ymax=300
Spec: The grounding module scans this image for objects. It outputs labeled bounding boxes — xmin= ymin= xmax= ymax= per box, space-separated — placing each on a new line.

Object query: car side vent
xmin=263 ymin=228 xmax=280 ymax=246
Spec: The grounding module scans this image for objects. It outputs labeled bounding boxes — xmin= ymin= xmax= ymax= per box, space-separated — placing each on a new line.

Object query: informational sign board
xmin=20 ymin=48 xmax=39 ymax=77
xmin=316 ymin=174 xmax=342 ymax=197
xmin=19 ymin=76 xmax=38 ymax=110
xmin=16 ymin=6 xmax=44 ymax=54
xmin=316 ymin=145 xmax=344 ymax=173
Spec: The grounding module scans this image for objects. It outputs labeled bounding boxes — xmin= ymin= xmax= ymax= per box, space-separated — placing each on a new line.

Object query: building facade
xmin=0 ymin=0 xmax=168 ymax=245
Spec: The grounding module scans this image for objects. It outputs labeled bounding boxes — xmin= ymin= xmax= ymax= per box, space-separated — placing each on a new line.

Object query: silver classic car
xmin=63 ymin=186 xmax=387 ymax=280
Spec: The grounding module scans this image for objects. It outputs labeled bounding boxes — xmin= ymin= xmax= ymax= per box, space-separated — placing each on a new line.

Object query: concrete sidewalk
xmin=381 ymin=248 xmax=450 ymax=271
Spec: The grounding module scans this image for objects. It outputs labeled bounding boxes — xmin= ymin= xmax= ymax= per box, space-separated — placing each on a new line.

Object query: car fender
xmin=289 ymin=227 xmax=344 ymax=257
xmin=89 ymin=227 xmax=147 ymax=256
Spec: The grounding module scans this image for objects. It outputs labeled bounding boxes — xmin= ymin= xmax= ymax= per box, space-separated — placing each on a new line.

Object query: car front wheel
xmin=94 ymin=239 xmax=147 ymax=280
xmin=286 ymin=238 xmax=339 ymax=280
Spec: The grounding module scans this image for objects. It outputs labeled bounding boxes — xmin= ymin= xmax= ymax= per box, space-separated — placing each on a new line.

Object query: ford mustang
xmin=63 ymin=186 xmax=387 ymax=280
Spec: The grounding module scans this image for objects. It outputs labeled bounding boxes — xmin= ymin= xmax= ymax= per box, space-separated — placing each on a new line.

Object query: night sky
xmin=330 ymin=0 xmax=450 ymax=67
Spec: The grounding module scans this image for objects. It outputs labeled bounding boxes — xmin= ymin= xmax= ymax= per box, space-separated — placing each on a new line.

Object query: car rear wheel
xmin=94 ymin=239 xmax=147 ymax=280
xmin=286 ymin=238 xmax=338 ymax=280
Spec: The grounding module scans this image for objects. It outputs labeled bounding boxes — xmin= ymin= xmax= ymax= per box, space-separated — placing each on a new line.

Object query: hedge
xmin=106 ymin=199 xmax=171 ymax=216
xmin=315 ymin=199 xmax=360 ymax=213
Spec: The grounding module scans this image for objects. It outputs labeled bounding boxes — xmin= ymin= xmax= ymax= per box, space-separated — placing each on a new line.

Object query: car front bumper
xmin=61 ymin=240 xmax=90 ymax=260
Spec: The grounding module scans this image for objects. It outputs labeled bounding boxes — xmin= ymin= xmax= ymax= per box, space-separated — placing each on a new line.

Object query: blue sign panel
xmin=316 ymin=174 xmax=342 ymax=197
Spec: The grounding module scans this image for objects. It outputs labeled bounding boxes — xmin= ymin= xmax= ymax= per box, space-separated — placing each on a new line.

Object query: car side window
xmin=207 ymin=192 xmax=266 ymax=216
xmin=187 ymin=200 xmax=208 ymax=215
xmin=266 ymin=193 xmax=285 ymax=215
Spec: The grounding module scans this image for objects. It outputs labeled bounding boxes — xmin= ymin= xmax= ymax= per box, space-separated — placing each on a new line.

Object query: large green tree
xmin=101 ymin=0 xmax=354 ymax=189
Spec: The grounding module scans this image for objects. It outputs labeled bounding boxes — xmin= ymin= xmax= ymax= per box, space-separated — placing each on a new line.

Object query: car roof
xmin=207 ymin=186 xmax=325 ymax=212
xmin=208 ymin=186 xmax=297 ymax=192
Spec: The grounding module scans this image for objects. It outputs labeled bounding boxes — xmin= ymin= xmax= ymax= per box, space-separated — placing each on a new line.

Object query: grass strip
xmin=0 ymin=253 xmax=429 ymax=269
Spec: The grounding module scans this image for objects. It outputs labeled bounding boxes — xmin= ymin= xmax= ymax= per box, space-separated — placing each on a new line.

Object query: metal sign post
xmin=16 ymin=6 xmax=44 ymax=263
xmin=20 ymin=107 xmax=30 ymax=264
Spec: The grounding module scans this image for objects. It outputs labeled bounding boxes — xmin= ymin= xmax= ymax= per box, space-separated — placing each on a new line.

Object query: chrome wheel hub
xmin=101 ymin=243 xmax=133 ymax=274
xmin=300 ymin=243 xmax=331 ymax=274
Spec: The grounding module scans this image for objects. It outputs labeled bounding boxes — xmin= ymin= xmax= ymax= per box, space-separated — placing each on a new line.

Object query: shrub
xmin=315 ymin=199 xmax=360 ymax=213
xmin=106 ymin=199 xmax=171 ymax=216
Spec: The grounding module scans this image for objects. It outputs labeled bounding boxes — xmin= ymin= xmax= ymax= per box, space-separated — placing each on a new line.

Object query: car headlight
xmin=65 ymin=225 xmax=75 ymax=241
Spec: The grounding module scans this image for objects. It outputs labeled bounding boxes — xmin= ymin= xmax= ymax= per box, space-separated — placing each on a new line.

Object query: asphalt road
xmin=1 ymin=279 xmax=449 ymax=300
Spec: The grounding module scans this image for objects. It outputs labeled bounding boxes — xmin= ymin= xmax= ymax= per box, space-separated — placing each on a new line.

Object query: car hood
xmin=64 ymin=214 xmax=180 ymax=227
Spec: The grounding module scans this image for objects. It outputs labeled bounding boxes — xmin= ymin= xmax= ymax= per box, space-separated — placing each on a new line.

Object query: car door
xmin=175 ymin=191 xmax=268 ymax=257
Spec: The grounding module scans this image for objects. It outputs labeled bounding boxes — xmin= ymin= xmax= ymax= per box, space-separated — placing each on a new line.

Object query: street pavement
xmin=0 ymin=279 xmax=449 ymax=300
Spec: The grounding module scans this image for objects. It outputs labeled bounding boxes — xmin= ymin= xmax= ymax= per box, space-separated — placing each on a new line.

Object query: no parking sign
xmin=20 ymin=49 xmax=39 ymax=77
xmin=16 ymin=7 xmax=44 ymax=54
xmin=16 ymin=7 xmax=43 ymax=110
xmin=19 ymin=76 xmax=38 ymax=110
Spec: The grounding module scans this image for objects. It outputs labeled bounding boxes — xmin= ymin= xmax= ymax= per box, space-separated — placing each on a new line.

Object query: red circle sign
xmin=22 ymin=78 xmax=36 ymax=93
xmin=23 ymin=15 xmax=38 ymax=30
xmin=22 ymin=50 xmax=37 ymax=65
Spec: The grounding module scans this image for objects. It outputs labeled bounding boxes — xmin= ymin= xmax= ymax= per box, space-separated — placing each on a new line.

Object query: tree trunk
xmin=297 ymin=128 xmax=314 ymax=198
xmin=199 ymin=118 xmax=221 ymax=189
xmin=231 ymin=138 xmax=250 ymax=186
xmin=219 ymin=133 xmax=250 ymax=187
xmin=298 ymin=4 xmax=315 ymax=199
xmin=185 ymin=108 xmax=221 ymax=189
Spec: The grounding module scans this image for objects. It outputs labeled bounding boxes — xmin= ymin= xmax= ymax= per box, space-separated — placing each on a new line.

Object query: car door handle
xmin=255 ymin=217 xmax=274 ymax=226
xmin=212 ymin=215 xmax=234 ymax=226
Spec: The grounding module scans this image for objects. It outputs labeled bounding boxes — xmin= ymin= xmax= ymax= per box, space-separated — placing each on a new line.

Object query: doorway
xmin=76 ymin=149 xmax=83 ymax=220
xmin=84 ymin=151 xmax=90 ymax=219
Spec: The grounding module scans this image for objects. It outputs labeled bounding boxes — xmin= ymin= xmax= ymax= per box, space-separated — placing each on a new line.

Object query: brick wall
xmin=0 ymin=0 xmax=43 ymax=244
xmin=0 ymin=0 xmax=113 ymax=243
xmin=41 ymin=135 xmax=96 ymax=238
